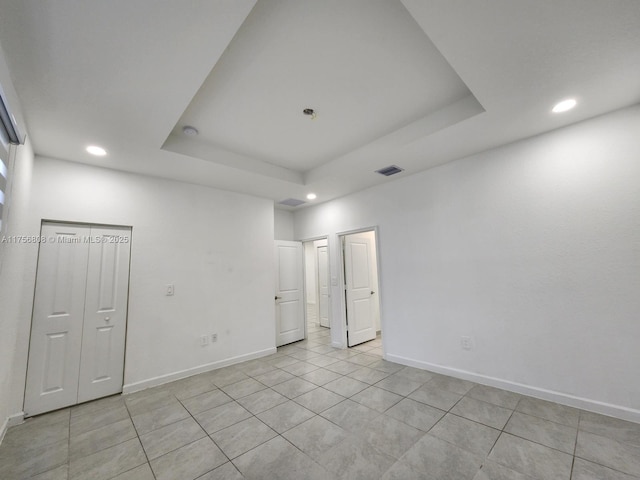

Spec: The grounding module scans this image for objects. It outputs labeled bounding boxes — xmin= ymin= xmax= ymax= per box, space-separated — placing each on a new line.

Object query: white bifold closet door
xmin=24 ymin=222 xmax=131 ymax=417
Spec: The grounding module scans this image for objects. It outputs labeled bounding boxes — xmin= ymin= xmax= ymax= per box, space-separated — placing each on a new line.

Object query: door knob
xmin=275 ymin=296 xmax=281 ymax=300
xmin=370 ymin=291 xmax=375 ymax=295
xmin=104 ymin=316 xmax=111 ymax=322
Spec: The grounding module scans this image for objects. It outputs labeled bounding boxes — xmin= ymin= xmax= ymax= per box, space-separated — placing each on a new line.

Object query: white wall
xmin=4 ymin=156 xmax=276 ymax=420
xmin=0 ymin=140 xmax=35 ymax=437
xmin=274 ymin=208 xmax=294 ymax=240
xmin=294 ymin=105 xmax=640 ymax=422
xmin=0 ymin=39 xmax=33 ymax=438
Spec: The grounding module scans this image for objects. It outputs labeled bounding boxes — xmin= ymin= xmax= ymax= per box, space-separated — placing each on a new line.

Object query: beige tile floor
xmin=1 ymin=322 xmax=639 ymax=479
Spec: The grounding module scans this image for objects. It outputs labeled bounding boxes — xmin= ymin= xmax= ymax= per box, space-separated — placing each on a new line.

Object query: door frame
xmin=300 ymin=235 xmax=330 ymax=338
xmin=337 ymin=226 xmax=383 ymax=350
xmin=23 ymin=219 xmax=133 ymax=415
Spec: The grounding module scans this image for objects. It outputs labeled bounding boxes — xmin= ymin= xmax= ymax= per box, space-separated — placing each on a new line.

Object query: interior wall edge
xmin=387 ymin=353 xmax=640 ymax=424
xmin=122 ymin=346 xmax=277 ymax=395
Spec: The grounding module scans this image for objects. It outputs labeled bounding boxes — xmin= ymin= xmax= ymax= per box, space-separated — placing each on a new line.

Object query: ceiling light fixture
xmin=303 ymin=108 xmax=317 ymax=120
xmin=306 ymin=193 xmax=317 ymax=200
xmin=183 ymin=125 xmax=199 ymax=136
xmin=86 ymin=145 xmax=107 ymax=156
xmin=552 ymin=98 xmax=577 ymax=113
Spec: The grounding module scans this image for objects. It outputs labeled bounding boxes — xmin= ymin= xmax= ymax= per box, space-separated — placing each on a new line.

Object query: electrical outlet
xmin=200 ymin=335 xmax=209 ymax=346
xmin=461 ymin=336 xmax=473 ymax=350
xmin=166 ymin=284 xmax=174 ymax=296
xmin=211 ymin=333 xmax=218 ymax=343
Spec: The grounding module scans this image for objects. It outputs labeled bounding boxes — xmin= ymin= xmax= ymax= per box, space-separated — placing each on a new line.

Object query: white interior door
xmin=275 ymin=240 xmax=304 ymax=346
xmin=25 ymin=222 xmax=131 ymax=416
xmin=344 ymin=233 xmax=377 ymax=347
xmin=317 ymin=245 xmax=330 ymax=328
xmin=78 ymin=226 xmax=131 ymax=403
xmin=24 ymin=223 xmax=90 ymax=416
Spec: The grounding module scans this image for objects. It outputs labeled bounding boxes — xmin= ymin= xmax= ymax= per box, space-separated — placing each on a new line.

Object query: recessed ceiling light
xmin=183 ymin=125 xmax=199 ymax=136
xmin=306 ymin=193 xmax=317 ymax=200
xmin=86 ymin=145 xmax=107 ymax=156
xmin=552 ymin=98 xmax=577 ymax=113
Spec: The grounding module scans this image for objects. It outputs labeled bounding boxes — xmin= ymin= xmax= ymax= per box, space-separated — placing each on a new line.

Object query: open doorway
xmin=340 ymin=229 xmax=382 ymax=350
xmin=303 ymin=239 xmax=331 ymax=341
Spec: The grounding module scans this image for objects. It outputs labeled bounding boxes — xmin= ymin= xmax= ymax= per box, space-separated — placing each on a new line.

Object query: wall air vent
xmin=375 ymin=165 xmax=404 ymax=177
xmin=278 ymin=198 xmax=306 ymax=207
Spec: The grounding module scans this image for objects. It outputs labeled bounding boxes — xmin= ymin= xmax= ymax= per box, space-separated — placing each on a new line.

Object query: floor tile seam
xmin=290 ymin=393 xmax=347 ymax=415
xmin=475 ymin=459 xmax=539 ymax=480
xmin=66 ymin=408 xmax=72 ymax=477
xmin=370 ymin=379 xmax=424 ymax=398
xmin=71 ymin=411 xmax=140 ymax=437
xmin=347 ymin=425 xmax=424 ymax=464
xmin=68 ymin=438 xmax=148 ymax=480
xmin=0 ymin=425 xmax=71 ymax=458
xmin=484 ymin=406 xmax=517 ymax=463
xmin=575 ymin=426 xmax=640 ymax=449
xmin=182 ymin=389 xmax=293 ymax=463
xmin=573 ymin=451 xmax=640 ymax=478
xmin=223 ymin=430 xmax=279 ymax=462
xmin=270 ymin=428 xmax=333 ymax=473
xmin=317 ymin=398 xmax=383 ymax=434
xmin=496 ymin=429 xmax=578 ymax=457
xmin=2 ymin=455 xmax=67 ymax=479
xmin=126 ymin=392 xmax=190 ymax=429
xmin=69 ymin=400 xmax=126 ymax=421
xmin=104 ymin=462 xmax=155 ymax=480
xmin=351 ymin=391 xmax=404 ymax=415
xmin=454 ymin=392 xmax=517 ymax=414
xmin=575 ymin=424 xmax=640 ymax=448
xmin=513 ymin=406 xmax=580 ymax=430
xmin=174 ymin=384 xmax=221 ymax=403
xmin=68 ymin=426 xmax=139 ymax=464
xmin=143 ymin=432 xmax=210 ymax=465
xmin=569 ymin=410 xmax=581 ymax=479
xmin=172 ymin=395 xmax=234 ymax=472
xmin=11 ymin=437 xmax=69 ymax=479
xmin=443 ymin=410 xmax=505 ymax=436
xmin=221 ymin=384 xmax=269 ymax=401
xmin=422 ymin=427 xmax=499 ymax=461
xmin=9 ymin=416 xmax=73 ymax=438
xmin=257 ymin=410 xmax=321 ymax=436
xmin=125 ymin=394 xmax=184 ymax=421
xmin=67 ymin=412 xmax=139 ymax=465
xmin=122 ymin=396 xmax=159 ymax=480
xmin=464 ymin=391 xmax=520 ymax=410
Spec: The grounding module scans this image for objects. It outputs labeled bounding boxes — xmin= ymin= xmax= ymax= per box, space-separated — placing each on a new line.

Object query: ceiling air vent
xmin=278 ymin=198 xmax=306 ymax=207
xmin=375 ymin=165 xmax=404 ymax=177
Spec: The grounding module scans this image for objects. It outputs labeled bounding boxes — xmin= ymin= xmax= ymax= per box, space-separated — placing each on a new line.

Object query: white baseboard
xmin=0 ymin=412 xmax=25 ymax=446
xmin=0 ymin=417 xmax=7 ymax=446
xmin=386 ymin=353 xmax=640 ymax=424
xmin=122 ymin=347 xmax=277 ymax=395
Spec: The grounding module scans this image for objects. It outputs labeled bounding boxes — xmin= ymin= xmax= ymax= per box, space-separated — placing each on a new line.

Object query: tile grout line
xmin=122 ymin=396 xmax=158 ymax=480
xmin=173 ymin=394 xmax=238 ymax=478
